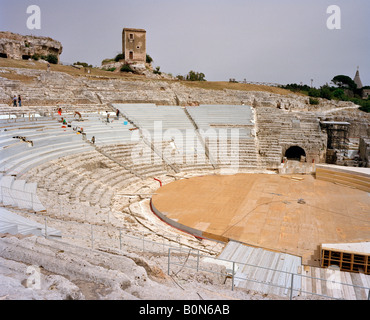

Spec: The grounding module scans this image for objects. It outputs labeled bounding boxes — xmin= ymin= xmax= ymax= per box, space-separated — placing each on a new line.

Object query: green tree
xmin=308 ymin=88 xmax=320 ymax=97
xmin=332 ymin=75 xmax=357 ymax=91
xmin=146 ymin=54 xmax=153 ymax=64
xmin=319 ymin=85 xmax=333 ymax=100
xmin=46 ymin=54 xmax=58 ymax=64
xmin=332 ymin=88 xmax=345 ymax=100
xmin=115 ymin=53 xmax=125 ymax=62
xmin=186 ymin=70 xmax=206 ymax=81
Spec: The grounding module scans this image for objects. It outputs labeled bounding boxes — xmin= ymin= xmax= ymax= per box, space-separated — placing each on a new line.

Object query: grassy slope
xmin=0 ymin=58 xmax=145 ymax=81
xmin=0 ymin=57 xmax=293 ymax=95
xmin=181 ymin=80 xmax=292 ymax=95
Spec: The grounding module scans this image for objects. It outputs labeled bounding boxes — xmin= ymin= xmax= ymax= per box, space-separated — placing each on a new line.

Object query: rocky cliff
xmin=0 ymin=32 xmax=62 ymax=62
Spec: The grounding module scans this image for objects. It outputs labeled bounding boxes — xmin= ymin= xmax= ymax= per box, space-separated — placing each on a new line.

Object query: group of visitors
xmin=105 ymin=109 xmax=120 ymax=123
xmin=11 ymin=95 xmax=22 ymax=107
xmin=13 ymin=135 xmax=33 ymax=147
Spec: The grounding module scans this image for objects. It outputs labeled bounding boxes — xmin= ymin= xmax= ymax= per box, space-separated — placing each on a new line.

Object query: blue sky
xmin=0 ymin=0 xmax=369 ymax=87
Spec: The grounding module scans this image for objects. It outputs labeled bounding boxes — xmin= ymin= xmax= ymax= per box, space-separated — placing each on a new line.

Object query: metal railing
xmin=1 ymin=187 xmax=370 ymax=300
xmin=167 ymin=248 xmax=370 ymax=300
xmin=0 ymin=192 xmax=209 ymax=255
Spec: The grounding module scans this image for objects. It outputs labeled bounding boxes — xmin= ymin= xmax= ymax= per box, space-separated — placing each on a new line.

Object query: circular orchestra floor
xmin=151 ymin=173 xmax=370 ymax=266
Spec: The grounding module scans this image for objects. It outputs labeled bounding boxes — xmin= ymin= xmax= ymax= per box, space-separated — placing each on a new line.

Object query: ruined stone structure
xmin=359 ymin=138 xmax=370 ymax=167
xmin=0 ymin=32 xmax=62 ymax=62
xmin=122 ymin=28 xmax=146 ymax=64
xmin=320 ymin=121 xmax=350 ymax=164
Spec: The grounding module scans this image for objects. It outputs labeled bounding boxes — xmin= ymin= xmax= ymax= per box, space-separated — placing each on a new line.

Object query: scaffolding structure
xmin=321 ymin=243 xmax=370 ymax=275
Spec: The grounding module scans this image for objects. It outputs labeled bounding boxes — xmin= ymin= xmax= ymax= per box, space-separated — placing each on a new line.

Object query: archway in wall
xmin=285 ymin=146 xmax=306 ymax=160
xmin=0 ymin=53 xmax=8 ymax=58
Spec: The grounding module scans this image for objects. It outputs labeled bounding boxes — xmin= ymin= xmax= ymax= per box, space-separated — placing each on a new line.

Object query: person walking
xmin=18 ymin=95 xmax=22 ymax=107
xmin=12 ymin=95 xmax=17 ymax=107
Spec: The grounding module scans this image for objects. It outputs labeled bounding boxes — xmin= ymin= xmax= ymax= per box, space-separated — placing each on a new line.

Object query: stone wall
xmin=255 ymin=102 xmax=328 ymax=166
xmin=0 ymin=32 xmax=62 ymax=62
xmin=359 ymin=138 xmax=370 ymax=167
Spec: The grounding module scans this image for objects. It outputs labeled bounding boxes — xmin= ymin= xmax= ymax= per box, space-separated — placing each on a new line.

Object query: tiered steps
xmin=0 ymin=207 xmax=61 ymax=237
xmin=187 ymin=105 xmax=259 ymax=170
xmin=315 ymin=164 xmax=370 ymax=193
xmin=217 ymin=241 xmax=302 ymax=298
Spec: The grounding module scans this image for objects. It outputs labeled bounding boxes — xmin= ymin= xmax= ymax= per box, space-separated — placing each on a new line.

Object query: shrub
xmin=146 ymin=54 xmax=153 ymax=64
xmin=120 ymin=64 xmax=133 ymax=73
xmin=115 ymin=53 xmax=125 ymax=62
xmin=46 ymin=54 xmax=58 ymax=64
xmin=309 ymin=97 xmax=319 ymax=105
xmin=281 ymin=83 xmax=311 ymax=93
xmin=31 ymin=54 xmax=40 ymax=61
xmin=332 ymin=88 xmax=345 ymax=100
xmin=73 ymin=61 xmax=92 ymax=68
xmin=319 ymin=85 xmax=333 ymax=100
xmin=186 ymin=70 xmax=206 ymax=81
xmin=350 ymin=98 xmax=370 ymax=113
xmin=105 ymin=67 xmax=116 ymax=72
xmin=153 ymin=66 xmax=161 ymax=75
xmin=101 ymin=58 xmax=114 ymax=65
xmin=308 ymin=88 xmax=320 ymax=97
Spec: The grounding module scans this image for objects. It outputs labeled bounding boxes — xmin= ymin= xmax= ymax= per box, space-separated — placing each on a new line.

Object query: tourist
xmin=12 ymin=95 xmax=17 ymax=107
xmin=106 ymin=112 xmax=110 ymax=123
xmin=91 ymin=136 xmax=95 ymax=144
xmin=18 ymin=95 xmax=22 ymax=107
xmin=74 ymin=111 xmax=82 ymax=119
xmin=116 ymin=109 xmax=120 ymax=119
xmin=57 ymin=107 xmax=62 ymax=116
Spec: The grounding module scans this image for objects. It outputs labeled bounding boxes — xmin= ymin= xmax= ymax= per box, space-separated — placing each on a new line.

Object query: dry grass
xmin=0 ymin=71 xmax=36 ymax=83
xmin=181 ymin=81 xmax=293 ymax=95
xmin=0 ymin=57 xmax=146 ymax=82
xmin=0 ymin=57 xmax=293 ymax=95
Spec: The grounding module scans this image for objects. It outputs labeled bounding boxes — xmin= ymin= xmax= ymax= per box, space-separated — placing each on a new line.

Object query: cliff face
xmin=0 ymin=32 xmax=62 ymax=62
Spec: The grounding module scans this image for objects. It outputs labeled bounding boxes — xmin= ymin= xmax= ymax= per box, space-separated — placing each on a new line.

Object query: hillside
xmin=0 ymin=57 xmax=363 ymax=113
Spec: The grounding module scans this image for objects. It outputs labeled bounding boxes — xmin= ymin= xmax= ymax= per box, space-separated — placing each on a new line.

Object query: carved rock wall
xmin=0 ymin=32 xmax=62 ymax=62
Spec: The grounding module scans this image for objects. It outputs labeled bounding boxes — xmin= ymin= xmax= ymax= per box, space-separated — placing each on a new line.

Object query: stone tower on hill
xmin=122 ymin=28 xmax=146 ymax=64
